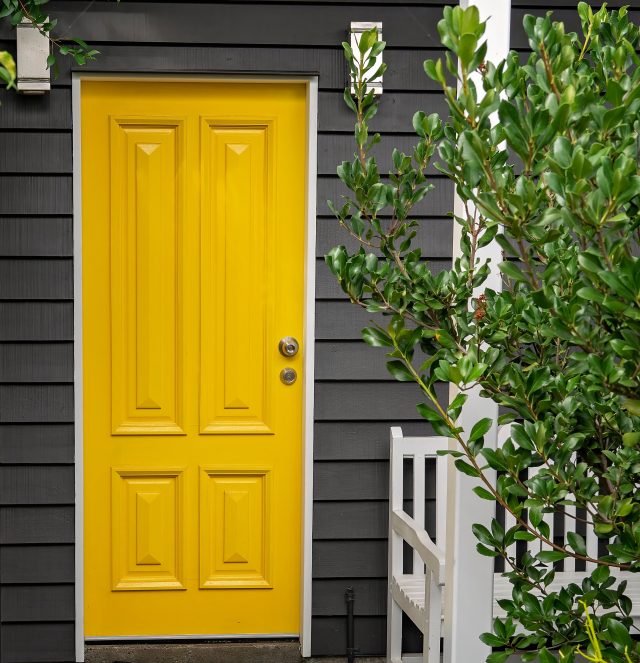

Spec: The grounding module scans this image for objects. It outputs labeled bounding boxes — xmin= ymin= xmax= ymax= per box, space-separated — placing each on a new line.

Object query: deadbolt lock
xmin=280 ymin=368 xmax=297 ymax=385
xmin=279 ymin=336 xmax=299 ymax=357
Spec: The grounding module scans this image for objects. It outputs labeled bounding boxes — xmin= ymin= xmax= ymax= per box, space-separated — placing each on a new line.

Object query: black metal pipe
xmin=345 ymin=586 xmax=358 ymax=663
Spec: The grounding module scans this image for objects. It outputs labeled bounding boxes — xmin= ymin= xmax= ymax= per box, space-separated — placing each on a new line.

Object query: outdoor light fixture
xmin=16 ymin=17 xmax=50 ymax=94
xmin=350 ymin=21 xmax=383 ymax=95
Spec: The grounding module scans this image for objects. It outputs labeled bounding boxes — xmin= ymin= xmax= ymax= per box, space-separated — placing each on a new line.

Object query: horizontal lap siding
xmin=0 ymin=1 xmax=455 ymax=659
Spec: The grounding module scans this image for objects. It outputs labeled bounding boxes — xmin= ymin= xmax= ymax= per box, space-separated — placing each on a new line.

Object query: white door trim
xmin=72 ymin=73 xmax=318 ymax=662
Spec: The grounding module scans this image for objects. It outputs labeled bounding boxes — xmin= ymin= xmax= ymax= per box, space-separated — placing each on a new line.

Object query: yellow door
xmin=82 ymin=80 xmax=307 ymax=637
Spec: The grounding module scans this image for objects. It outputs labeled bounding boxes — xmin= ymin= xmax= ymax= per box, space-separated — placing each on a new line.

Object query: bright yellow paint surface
xmin=82 ymin=81 xmax=307 ymax=637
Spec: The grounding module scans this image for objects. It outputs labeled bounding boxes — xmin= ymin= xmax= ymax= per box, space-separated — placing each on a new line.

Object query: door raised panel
xmin=200 ymin=123 xmax=274 ymax=434
xmin=200 ymin=468 xmax=271 ymax=588
xmin=111 ymin=469 xmax=185 ymax=590
xmin=110 ymin=119 xmax=184 ymax=435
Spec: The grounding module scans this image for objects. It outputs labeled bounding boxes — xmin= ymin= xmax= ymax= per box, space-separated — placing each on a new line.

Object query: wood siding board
xmin=0 ymin=424 xmax=74 ymax=464
xmin=0 ymin=134 xmax=72 ymax=174
xmin=314 ymin=501 xmax=389 ymax=539
xmin=319 ymin=90 xmax=449 ymax=132
xmin=0 ymin=506 xmax=74 ymax=544
xmin=314 ymin=500 xmax=436 ymax=540
xmin=315 ymin=300 xmax=399 ymax=340
xmin=312 ymin=540 xmax=387 ymax=578
xmin=314 ymin=381 xmax=448 ymax=421
xmin=0 ymin=260 xmax=73 ymax=300
xmin=313 ymin=421 xmax=433 ymax=460
xmin=314 ymin=460 xmax=436 ymax=501
xmin=1 ymin=585 xmax=75 ymax=622
xmin=315 ymin=341 xmax=391 ymax=381
xmin=315 ymin=215 xmax=452 ymax=258
xmin=0 ymin=89 xmax=71 ymax=130
xmin=40 ymin=3 xmax=448 ymax=48
xmin=312 ymin=578 xmax=387 ymax=616
xmin=311 ymin=616 xmax=388 ymax=656
xmin=0 ymin=385 xmax=74 ymax=423
xmin=0 ymin=177 xmax=72 ymax=215
xmin=0 ymin=343 xmax=73 ymax=383
xmin=315 ymin=341 xmax=431 ymax=381
xmin=0 ymin=218 xmax=73 ymax=257
xmin=0 ymin=303 xmax=73 ymax=341
xmin=0 ymin=466 xmax=75 ymax=505
xmin=0 ymin=623 xmax=75 ymax=663
xmin=0 ymin=545 xmax=74 ymax=584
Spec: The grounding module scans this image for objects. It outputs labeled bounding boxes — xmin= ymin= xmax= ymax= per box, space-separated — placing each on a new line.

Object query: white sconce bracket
xmin=350 ymin=21 xmax=383 ymax=96
xmin=16 ymin=16 xmax=51 ymax=94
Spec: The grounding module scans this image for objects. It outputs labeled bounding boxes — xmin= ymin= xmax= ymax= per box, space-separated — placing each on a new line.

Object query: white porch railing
xmin=387 ymin=426 xmax=640 ymax=663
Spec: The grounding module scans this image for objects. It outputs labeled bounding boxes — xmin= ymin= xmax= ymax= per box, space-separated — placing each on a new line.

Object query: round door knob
xmin=280 ymin=368 xmax=297 ymax=385
xmin=279 ymin=336 xmax=299 ymax=357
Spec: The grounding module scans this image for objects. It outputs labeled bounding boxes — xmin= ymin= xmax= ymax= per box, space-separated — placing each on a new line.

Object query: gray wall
xmin=0 ymin=1 xmax=458 ymax=660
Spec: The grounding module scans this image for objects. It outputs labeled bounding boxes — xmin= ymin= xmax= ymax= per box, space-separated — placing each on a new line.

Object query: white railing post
xmin=443 ymin=2 xmax=511 ymax=663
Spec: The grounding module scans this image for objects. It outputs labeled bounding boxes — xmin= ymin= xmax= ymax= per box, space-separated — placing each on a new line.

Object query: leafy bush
xmin=327 ymin=4 xmax=640 ymax=661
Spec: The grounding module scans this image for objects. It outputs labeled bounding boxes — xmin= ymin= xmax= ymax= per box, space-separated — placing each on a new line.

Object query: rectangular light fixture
xmin=16 ymin=17 xmax=51 ymax=94
xmin=350 ymin=21 xmax=383 ymax=95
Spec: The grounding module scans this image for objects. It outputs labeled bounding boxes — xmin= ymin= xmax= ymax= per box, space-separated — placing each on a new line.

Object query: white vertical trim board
xmin=72 ymin=74 xmax=318 ymax=661
xmin=72 ymin=74 xmax=85 ymax=663
xmin=301 ymin=76 xmax=319 ymax=659
xmin=443 ymin=3 xmax=511 ymax=663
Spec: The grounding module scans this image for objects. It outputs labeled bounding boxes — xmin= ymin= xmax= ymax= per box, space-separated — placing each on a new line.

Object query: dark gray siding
xmin=0 ymin=1 xmax=454 ymax=659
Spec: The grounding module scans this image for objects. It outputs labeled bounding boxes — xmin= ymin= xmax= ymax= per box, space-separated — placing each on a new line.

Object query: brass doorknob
xmin=280 ymin=368 xmax=297 ymax=385
xmin=279 ymin=337 xmax=299 ymax=357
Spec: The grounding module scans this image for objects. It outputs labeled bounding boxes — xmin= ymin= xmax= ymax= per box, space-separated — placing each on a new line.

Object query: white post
xmin=443 ymin=2 xmax=511 ymax=663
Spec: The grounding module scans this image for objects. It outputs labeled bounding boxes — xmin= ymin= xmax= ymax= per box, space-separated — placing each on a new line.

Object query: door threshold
xmin=86 ymin=634 xmax=299 ymax=642
xmin=85 ymin=639 xmax=302 ymax=663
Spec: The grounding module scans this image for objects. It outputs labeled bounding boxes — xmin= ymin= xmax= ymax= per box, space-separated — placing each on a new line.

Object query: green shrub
xmin=327 ymin=4 xmax=640 ymax=661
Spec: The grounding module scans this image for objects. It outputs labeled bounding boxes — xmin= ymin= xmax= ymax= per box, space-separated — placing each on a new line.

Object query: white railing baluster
xmin=585 ymin=518 xmax=599 ymax=571
xmin=414 ymin=453 xmax=426 ymax=574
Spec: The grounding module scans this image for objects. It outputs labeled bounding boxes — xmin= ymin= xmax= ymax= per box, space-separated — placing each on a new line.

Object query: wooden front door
xmin=82 ymin=80 xmax=307 ymax=637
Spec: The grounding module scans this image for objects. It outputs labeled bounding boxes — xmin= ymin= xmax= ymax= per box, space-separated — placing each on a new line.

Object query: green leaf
xmin=552 ymin=136 xmax=572 ymax=169
xmin=480 ymin=632 xmax=505 ymax=647
xmin=457 ymin=32 xmax=477 ymax=69
xmin=566 ymin=531 xmax=587 ymax=556
xmin=455 ymin=458 xmax=480 ymax=478
xmin=621 ymin=398 xmax=640 ymax=416
xmin=361 ymin=327 xmax=392 ymax=347
xmin=343 ymin=88 xmax=357 ymax=113
xmin=386 ymin=360 xmax=413 ymax=382
xmin=486 ymin=653 xmax=510 ymax=663
xmin=538 ymin=648 xmax=557 ymax=663
xmin=498 ymin=260 xmax=526 ymax=283
xmin=417 ymin=403 xmax=443 ymax=423
xmin=468 ymin=417 xmax=492 ymax=443
xmin=606 ymin=618 xmax=633 ymax=650
xmin=622 ymin=432 xmax=640 ymax=448
xmin=473 ymin=486 xmax=495 ymax=501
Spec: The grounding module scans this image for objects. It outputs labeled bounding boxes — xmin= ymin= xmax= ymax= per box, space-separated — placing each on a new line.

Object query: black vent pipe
xmin=345 ymin=586 xmax=358 ymax=663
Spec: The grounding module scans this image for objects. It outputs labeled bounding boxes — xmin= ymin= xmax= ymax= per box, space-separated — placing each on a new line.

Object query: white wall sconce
xmin=350 ymin=21 xmax=383 ymax=95
xmin=16 ymin=17 xmax=51 ymax=94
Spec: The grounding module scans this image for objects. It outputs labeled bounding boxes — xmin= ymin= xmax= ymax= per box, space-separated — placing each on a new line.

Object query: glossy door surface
xmin=82 ymin=81 xmax=306 ymax=636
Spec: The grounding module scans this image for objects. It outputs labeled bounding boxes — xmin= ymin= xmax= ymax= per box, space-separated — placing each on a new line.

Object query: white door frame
xmin=72 ymin=73 xmax=318 ymax=662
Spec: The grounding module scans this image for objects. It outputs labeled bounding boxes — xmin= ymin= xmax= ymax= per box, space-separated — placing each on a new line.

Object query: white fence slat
xmin=413 ymin=453 xmax=426 ymax=574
